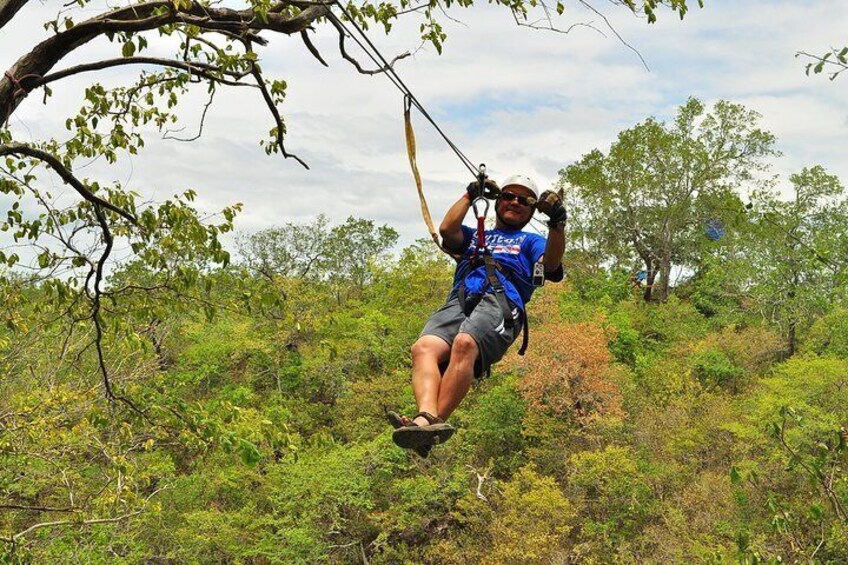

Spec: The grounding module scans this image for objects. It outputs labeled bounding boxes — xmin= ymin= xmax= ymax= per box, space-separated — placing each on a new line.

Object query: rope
xmin=333 ymin=1 xmax=488 ymax=257
xmin=403 ymin=96 xmax=467 ymax=259
xmin=4 ymin=70 xmax=42 ymax=98
xmin=403 ymin=96 xmax=443 ymax=251
xmin=3 ymin=70 xmax=43 ymax=127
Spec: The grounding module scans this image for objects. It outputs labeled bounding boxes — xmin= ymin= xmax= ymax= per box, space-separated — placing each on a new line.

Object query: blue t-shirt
xmin=449 ymin=225 xmax=549 ymax=311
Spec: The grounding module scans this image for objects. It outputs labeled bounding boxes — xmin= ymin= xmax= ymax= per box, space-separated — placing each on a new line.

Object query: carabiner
xmin=472 ymin=195 xmax=489 ymax=220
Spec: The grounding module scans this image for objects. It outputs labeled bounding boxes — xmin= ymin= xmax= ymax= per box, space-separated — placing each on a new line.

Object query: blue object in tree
xmin=705 ymin=218 xmax=726 ymax=241
xmin=634 ymin=270 xmax=647 ymax=282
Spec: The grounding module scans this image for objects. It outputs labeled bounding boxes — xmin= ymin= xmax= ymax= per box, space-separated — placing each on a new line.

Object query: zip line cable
xmin=330 ymin=4 xmax=478 ymax=176
xmin=330 ymin=1 xmax=479 ymax=177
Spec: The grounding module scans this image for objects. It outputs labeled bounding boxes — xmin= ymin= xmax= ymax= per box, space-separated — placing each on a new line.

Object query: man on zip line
xmin=389 ymin=174 xmax=566 ymax=457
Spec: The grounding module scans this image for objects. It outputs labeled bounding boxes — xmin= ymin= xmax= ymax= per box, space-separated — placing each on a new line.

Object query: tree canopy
xmin=561 ymin=97 xmax=776 ymax=301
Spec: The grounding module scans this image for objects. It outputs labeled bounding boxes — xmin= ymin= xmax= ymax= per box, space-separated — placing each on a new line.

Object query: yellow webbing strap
xmin=404 ymin=97 xmax=455 ymax=257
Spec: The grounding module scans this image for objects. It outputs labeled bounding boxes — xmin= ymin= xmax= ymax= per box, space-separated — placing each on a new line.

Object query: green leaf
xmin=729 ymin=466 xmax=742 ymax=485
xmin=238 ymin=439 xmax=261 ymax=466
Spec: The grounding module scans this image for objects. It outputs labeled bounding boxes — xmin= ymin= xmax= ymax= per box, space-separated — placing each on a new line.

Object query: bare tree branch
xmin=3 ymin=510 xmax=143 ymax=543
xmin=578 ymin=0 xmax=649 ymax=71
xmin=163 ymin=87 xmax=216 ymax=142
xmin=1 ymin=0 xmax=332 ymax=122
xmin=34 ymin=56 xmax=253 ymax=89
xmin=244 ymin=41 xmax=309 ymax=169
xmin=0 ymin=144 xmax=135 ymax=224
xmin=0 ymin=143 xmax=138 ymax=225
xmin=326 ymin=11 xmax=412 ymax=75
xmin=513 ymin=0 xmax=605 ymax=37
xmin=301 ymin=29 xmax=329 ymax=67
xmin=0 ymin=0 xmax=29 ymax=30
xmin=466 ymin=464 xmax=491 ymax=502
xmin=0 ymin=504 xmax=79 ymax=513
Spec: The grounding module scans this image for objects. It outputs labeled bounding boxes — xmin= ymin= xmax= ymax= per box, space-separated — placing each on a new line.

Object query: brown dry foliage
xmin=513 ymin=308 xmax=625 ymax=422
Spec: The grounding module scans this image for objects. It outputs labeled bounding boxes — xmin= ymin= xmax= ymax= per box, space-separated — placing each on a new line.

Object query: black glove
xmin=537 ymin=190 xmax=567 ymax=227
xmin=466 ymin=179 xmax=500 ymax=200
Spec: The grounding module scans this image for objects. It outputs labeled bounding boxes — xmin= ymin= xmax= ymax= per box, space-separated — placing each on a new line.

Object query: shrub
xmin=483 ymin=465 xmax=575 ymax=565
xmin=803 ymin=307 xmax=848 ymax=359
xmin=428 ymin=465 xmax=575 ymax=565
xmin=464 ymin=377 xmax=527 ymax=475
xmin=518 ymin=321 xmax=625 ymax=423
xmin=692 ymin=349 xmax=744 ymax=392
xmin=635 ymin=296 xmax=709 ymax=347
xmin=686 ymin=325 xmax=783 ymax=393
xmin=568 ymin=445 xmax=655 ymax=554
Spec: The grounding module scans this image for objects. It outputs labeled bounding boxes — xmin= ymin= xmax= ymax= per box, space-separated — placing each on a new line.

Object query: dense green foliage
xmin=3 ymin=202 xmax=848 ymax=562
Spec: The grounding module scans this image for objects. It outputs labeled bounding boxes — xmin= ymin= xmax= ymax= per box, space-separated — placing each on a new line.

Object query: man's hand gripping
xmin=536 ymin=190 xmax=567 ymax=228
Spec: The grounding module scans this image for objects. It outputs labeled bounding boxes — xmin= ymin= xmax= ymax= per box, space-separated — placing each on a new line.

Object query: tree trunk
xmin=656 ymin=256 xmax=672 ymax=302
xmin=643 ymin=260 xmax=656 ymax=302
xmin=787 ymin=319 xmax=797 ymax=357
xmin=786 ymin=270 xmax=799 ymax=356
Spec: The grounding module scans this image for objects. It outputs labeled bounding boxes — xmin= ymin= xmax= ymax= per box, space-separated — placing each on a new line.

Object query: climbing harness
xmin=452 ymin=164 xmax=531 ymax=358
xmin=402 ymin=102 xmax=530 ymax=354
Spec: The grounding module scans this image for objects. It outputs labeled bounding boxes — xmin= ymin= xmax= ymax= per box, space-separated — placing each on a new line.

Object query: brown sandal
xmin=386 ymin=411 xmax=432 ymax=458
xmin=391 ymin=411 xmax=455 ymax=449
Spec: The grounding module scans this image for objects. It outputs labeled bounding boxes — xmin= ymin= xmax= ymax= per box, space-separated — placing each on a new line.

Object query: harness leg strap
xmin=483 ymin=255 xmax=515 ymax=330
xmin=518 ymin=313 xmax=529 ymax=356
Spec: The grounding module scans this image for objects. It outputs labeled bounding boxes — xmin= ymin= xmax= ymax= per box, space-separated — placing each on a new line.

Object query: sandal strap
xmin=414 ymin=411 xmax=444 ymax=425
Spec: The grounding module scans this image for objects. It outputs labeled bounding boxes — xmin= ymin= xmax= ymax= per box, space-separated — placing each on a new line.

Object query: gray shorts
xmin=420 ymin=294 xmax=523 ymax=378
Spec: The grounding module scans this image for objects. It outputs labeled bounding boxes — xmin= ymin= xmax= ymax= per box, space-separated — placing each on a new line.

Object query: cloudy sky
xmin=2 ymin=0 xmax=847 ymax=251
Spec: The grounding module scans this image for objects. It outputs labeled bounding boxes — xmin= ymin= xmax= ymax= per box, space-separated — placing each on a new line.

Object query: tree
xmin=238 ymin=215 xmax=331 ymax=281
xmin=561 ymin=97 xmax=776 ymax=302
xmin=704 ymin=166 xmax=848 ymax=355
xmin=238 ymin=214 xmax=398 ymax=297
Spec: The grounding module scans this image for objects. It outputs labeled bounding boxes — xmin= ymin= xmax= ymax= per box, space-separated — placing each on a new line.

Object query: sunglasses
xmin=500 ymin=192 xmax=537 ymax=207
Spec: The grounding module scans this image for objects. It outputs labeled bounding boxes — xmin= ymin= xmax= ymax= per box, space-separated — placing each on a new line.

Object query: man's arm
xmin=439 ymin=194 xmax=471 ymax=252
xmin=543 ymin=223 xmax=565 ymax=273
xmin=536 ymin=190 xmax=567 ymax=276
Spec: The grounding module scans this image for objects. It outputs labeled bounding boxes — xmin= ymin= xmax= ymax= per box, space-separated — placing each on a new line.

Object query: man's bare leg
xmin=417 ymin=332 xmax=478 ymax=426
xmin=410 ymin=335 xmax=451 ymax=424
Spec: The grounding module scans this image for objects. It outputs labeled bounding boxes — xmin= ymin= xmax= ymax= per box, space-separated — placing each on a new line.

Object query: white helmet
xmin=500 ymin=174 xmax=539 ymax=199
